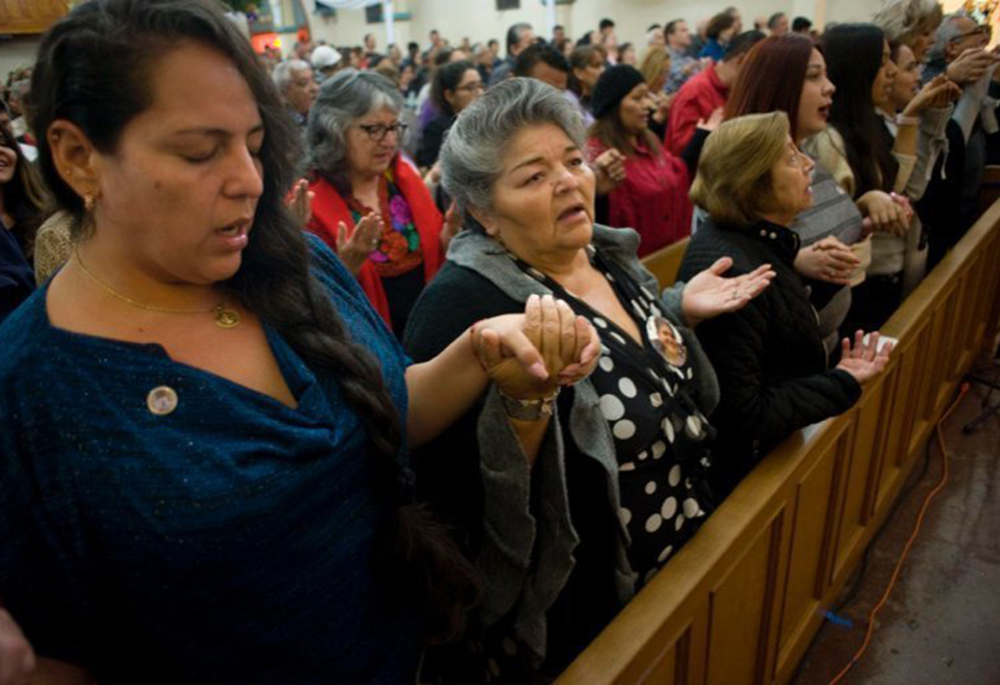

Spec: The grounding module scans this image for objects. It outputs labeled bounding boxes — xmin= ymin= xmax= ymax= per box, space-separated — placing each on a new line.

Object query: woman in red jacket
xmin=587 ymin=65 xmax=693 ymax=257
xmin=307 ymin=68 xmax=457 ymax=335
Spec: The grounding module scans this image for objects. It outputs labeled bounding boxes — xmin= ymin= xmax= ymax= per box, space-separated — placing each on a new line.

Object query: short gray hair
xmin=307 ymin=68 xmax=403 ymax=176
xmin=272 ymin=59 xmax=310 ymax=93
xmin=872 ymin=0 xmax=943 ymax=44
xmin=440 ymin=77 xmax=586 ymax=215
xmin=927 ymin=11 xmax=972 ymax=64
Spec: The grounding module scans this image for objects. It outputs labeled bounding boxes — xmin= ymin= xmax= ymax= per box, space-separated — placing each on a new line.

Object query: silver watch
xmin=498 ymin=387 xmax=560 ymax=421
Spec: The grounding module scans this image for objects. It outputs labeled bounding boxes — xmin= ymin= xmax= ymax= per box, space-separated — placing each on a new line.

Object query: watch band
xmin=498 ymin=387 xmax=560 ymax=421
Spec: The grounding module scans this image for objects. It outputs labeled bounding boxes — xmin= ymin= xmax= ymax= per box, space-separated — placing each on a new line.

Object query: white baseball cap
xmin=311 ymin=45 xmax=342 ymax=69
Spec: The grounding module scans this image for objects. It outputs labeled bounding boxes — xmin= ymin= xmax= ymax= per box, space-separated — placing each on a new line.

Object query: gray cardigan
xmin=443 ymin=224 xmax=720 ymax=663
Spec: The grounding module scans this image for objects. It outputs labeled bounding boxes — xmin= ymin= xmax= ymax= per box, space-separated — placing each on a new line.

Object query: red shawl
xmin=307 ymin=156 xmax=443 ymax=326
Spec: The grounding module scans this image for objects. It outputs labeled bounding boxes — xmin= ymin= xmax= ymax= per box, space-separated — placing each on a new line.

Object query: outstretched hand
xmin=286 ymin=179 xmax=314 ymax=226
xmin=836 ymin=330 xmax=893 ymax=384
xmin=681 ymin=257 xmax=776 ymax=327
xmin=335 ymin=212 xmax=382 ymax=275
xmin=472 ymin=294 xmax=601 ymax=400
xmin=903 ymin=73 xmax=962 ymax=116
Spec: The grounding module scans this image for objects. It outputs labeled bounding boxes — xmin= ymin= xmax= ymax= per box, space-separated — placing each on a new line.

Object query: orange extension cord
xmin=827 ymin=382 xmax=971 ymax=685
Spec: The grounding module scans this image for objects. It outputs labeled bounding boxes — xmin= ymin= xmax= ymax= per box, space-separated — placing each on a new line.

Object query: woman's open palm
xmin=681 ymin=257 xmax=776 ymax=326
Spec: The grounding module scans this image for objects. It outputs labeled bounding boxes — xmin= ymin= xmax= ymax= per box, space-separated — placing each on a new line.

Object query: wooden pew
xmin=641 ymin=237 xmax=690 ymax=287
xmin=979 ymin=165 xmax=1000 ymax=216
xmin=557 ymin=202 xmax=1000 ymax=685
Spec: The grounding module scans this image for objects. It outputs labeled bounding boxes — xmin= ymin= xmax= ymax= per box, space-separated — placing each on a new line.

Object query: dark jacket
xmin=416 ymin=113 xmax=455 ymax=169
xmin=678 ymin=216 xmax=861 ymax=496
xmin=0 ymin=220 xmax=34 ymax=325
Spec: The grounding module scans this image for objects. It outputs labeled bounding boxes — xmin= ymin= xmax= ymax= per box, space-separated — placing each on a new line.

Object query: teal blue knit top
xmin=0 ymin=236 xmax=420 ymax=684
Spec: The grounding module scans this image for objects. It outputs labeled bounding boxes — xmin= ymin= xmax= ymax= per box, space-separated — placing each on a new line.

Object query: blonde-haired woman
xmin=872 ymin=0 xmax=943 ymax=62
xmin=678 ymin=112 xmax=893 ymax=496
xmin=639 ymin=46 xmax=674 ymax=138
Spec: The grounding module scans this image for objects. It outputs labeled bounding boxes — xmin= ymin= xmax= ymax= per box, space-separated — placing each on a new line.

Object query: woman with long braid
xmin=0 ymin=1 xmax=598 ymax=683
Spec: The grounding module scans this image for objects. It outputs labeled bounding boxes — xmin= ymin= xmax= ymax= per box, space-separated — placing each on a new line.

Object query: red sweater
xmin=665 ymin=66 xmax=728 ymax=156
xmin=588 ymin=138 xmax=693 ymax=257
xmin=306 ymin=156 xmax=444 ymax=327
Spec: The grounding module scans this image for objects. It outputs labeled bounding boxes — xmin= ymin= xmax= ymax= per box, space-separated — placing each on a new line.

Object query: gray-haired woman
xmin=306 ymin=68 xmax=459 ymax=335
xmin=403 ymin=78 xmax=774 ymax=682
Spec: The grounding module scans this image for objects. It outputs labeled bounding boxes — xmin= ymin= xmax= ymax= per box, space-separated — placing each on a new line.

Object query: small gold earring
xmin=84 ymin=194 xmax=95 ymax=212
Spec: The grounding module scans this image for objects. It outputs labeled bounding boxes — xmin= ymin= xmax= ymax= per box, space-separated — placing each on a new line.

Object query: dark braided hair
xmin=28 ymin=0 xmax=478 ymax=643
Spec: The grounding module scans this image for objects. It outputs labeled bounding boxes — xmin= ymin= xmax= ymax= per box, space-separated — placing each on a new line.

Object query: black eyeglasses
xmin=356 ymin=122 xmax=408 ymax=142
xmin=949 ymin=25 xmax=991 ymax=43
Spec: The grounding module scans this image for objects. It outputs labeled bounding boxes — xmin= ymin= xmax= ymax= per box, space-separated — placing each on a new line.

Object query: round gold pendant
xmin=214 ymin=306 xmax=241 ymax=329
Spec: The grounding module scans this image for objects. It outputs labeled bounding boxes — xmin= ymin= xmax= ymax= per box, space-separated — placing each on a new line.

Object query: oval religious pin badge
xmin=146 ymin=386 xmax=179 ymax=416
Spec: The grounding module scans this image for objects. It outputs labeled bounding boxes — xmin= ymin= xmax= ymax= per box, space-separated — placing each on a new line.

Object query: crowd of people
xmin=0 ymin=0 xmax=996 ymax=682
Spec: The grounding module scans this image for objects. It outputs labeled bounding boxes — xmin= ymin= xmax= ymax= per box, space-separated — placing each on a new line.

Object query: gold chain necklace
xmin=74 ymin=250 xmax=241 ymax=329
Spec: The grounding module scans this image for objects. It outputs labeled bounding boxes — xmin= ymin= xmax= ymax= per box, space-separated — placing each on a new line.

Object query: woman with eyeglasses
xmin=307 ymin=69 xmax=459 ymax=336
xmin=416 ymin=60 xmax=483 ymax=170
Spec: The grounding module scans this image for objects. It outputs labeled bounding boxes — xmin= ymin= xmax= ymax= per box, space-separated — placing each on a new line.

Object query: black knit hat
xmin=590 ymin=64 xmax=646 ymax=119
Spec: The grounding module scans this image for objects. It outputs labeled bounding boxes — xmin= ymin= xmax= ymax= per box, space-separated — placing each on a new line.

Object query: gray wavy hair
xmin=271 ymin=59 xmax=310 ymax=93
xmin=872 ymin=0 xmax=943 ymax=45
xmin=307 ymin=68 xmax=403 ymax=177
xmin=440 ymin=77 xmax=586 ymax=216
xmin=927 ymin=11 xmax=972 ymax=65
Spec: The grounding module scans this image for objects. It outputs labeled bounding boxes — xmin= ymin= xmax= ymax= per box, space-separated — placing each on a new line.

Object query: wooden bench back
xmin=558 ymin=202 xmax=1000 ymax=685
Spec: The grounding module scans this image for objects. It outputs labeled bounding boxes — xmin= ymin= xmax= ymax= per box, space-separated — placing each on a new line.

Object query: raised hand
xmin=473 ymin=294 xmax=600 ymax=400
xmin=592 ymin=148 xmax=627 ymax=195
xmin=836 ymin=330 xmax=893 ymax=384
xmin=286 ymin=178 xmax=314 ymax=226
xmin=335 ymin=212 xmax=382 ymax=275
xmin=795 ymin=235 xmax=861 ymax=285
xmin=0 ymin=609 xmax=34 ymax=685
xmin=903 ymin=73 xmax=962 ymax=116
xmin=696 ymin=106 xmax=724 ymax=133
xmin=946 ymin=47 xmax=996 ymax=85
xmin=681 ymin=257 xmax=775 ymax=327
xmin=858 ymin=190 xmax=911 ymax=238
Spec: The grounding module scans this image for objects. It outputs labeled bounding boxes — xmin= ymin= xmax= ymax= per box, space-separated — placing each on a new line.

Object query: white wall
xmin=300 ymin=0 xmax=881 ymax=55
xmin=0 ymin=0 xmax=896 ymax=83
xmin=0 ymin=36 xmax=40 ymax=84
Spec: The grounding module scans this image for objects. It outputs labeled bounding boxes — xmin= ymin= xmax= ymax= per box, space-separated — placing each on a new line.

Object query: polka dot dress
xmin=508 ymin=245 xmax=716 ymax=587
xmin=465 ymin=246 xmax=719 ymax=684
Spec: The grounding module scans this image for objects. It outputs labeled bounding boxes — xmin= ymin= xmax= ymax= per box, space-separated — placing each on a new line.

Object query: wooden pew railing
xmin=557 ymin=201 xmax=1000 ymax=685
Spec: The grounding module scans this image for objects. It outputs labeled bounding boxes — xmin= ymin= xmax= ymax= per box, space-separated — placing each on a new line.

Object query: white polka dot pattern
xmin=645 ymin=513 xmax=663 ymax=533
xmin=613 ymin=419 xmax=636 ymax=440
xmin=618 ymin=377 xmax=637 ymax=398
xmin=668 ymin=464 xmax=681 ymax=487
xmin=683 ymin=498 xmax=700 ymax=518
xmin=661 ymin=496 xmax=677 ymax=519
xmin=599 ymin=394 xmax=625 ymax=421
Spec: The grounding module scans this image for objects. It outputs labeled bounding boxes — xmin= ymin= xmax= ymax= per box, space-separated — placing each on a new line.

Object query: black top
xmin=678 ymin=217 xmax=861 ymax=496
xmin=404 ymin=247 xmax=716 ymax=679
xmin=0 ymin=221 xmax=34 ymax=325
xmin=416 ymin=114 xmax=455 ymax=169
